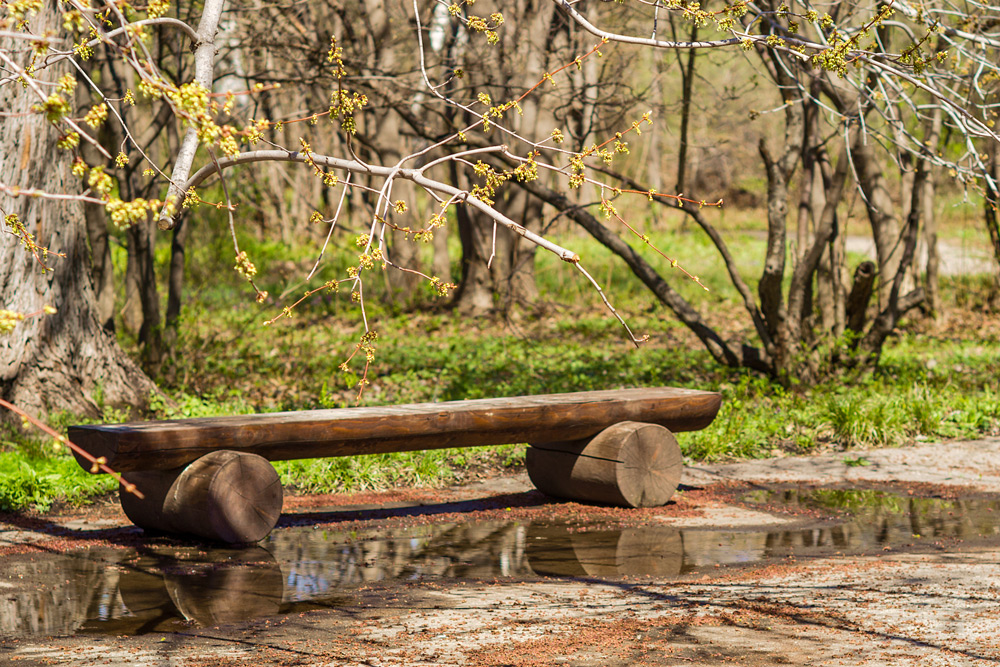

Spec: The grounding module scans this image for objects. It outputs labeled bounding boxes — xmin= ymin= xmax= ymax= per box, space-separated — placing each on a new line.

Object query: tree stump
xmin=120 ymin=450 xmax=283 ymax=543
xmin=526 ymin=421 xmax=682 ymax=508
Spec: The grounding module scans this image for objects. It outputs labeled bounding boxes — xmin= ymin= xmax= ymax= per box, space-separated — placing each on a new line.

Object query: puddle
xmin=2 ymin=486 xmax=1000 ymax=639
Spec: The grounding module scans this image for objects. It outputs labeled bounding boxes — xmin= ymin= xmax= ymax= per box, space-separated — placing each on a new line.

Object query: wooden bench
xmin=69 ymin=387 xmax=721 ymax=543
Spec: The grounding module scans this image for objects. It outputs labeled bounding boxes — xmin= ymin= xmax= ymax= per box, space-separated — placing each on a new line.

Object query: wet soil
xmin=4 ymin=438 xmax=1000 ymax=665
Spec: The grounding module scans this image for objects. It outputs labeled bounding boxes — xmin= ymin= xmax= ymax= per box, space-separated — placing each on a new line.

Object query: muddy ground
xmin=4 ymin=437 xmax=1000 ymax=666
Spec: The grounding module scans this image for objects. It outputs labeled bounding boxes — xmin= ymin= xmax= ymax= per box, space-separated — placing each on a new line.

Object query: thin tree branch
xmin=181 ymin=149 xmax=583 ymax=264
xmin=156 ymin=0 xmax=227 ymax=230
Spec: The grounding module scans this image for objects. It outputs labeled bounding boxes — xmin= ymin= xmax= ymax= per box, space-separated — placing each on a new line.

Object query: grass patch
xmin=275 ymin=446 xmax=524 ymax=494
xmin=0 ymin=449 xmax=117 ymax=512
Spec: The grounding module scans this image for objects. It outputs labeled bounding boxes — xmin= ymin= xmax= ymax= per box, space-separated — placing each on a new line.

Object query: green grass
xmin=0 ymin=450 xmax=117 ymax=512
xmin=274 ymin=446 xmax=524 ymax=494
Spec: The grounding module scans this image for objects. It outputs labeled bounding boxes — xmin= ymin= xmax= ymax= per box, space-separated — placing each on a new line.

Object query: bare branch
xmin=556 ymin=0 xmax=742 ymax=49
xmin=156 ymin=0 xmax=228 ymax=230
xmin=181 ymin=149 xmax=582 ymax=264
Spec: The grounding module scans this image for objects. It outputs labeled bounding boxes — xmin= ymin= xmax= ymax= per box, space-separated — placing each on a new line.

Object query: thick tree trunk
xmin=431 ymin=221 xmax=452 ymax=286
xmin=0 ymin=5 xmax=157 ymax=419
xmin=166 ymin=216 xmax=189 ymax=337
xmin=493 ymin=189 xmax=542 ymax=311
xmin=757 ymin=140 xmax=791 ymax=368
xmin=453 ymin=204 xmax=496 ymax=316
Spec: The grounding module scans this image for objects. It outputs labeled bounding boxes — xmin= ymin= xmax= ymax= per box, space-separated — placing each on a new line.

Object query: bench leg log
xmin=526 ymin=421 xmax=682 ymax=508
xmin=120 ymin=450 xmax=283 ymax=543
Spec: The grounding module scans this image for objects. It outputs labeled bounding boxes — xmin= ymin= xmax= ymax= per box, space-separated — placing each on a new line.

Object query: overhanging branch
xmin=180 ymin=149 xmax=582 ymax=264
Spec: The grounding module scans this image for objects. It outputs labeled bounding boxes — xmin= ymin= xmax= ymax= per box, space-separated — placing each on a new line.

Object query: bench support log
xmin=526 ymin=421 xmax=682 ymax=508
xmin=120 ymin=450 xmax=283 ymax=543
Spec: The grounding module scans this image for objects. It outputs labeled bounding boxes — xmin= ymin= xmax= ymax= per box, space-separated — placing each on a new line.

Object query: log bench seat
xmin=69 ymin=387 xmax=722 ymax=543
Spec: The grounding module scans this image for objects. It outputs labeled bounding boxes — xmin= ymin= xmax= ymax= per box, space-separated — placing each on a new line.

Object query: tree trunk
xmin=431 ymin=220 xmax=452 ymax=286
xmin=77 ymin=71 xmax=116 ymax=334
xmin=858 ymin=157 xmax=928 ymax=361
xmin=674 ymin=23 xmax=698 ymax=197
xmin=122 ymin=233 xmax=143 ymax=335
xmin=383 ymin=182 xmax=424 ymax=303
xmin=845 ymin=261 xmax=876 ymax=334
xmin=757 ymin=139 xmax=791 ymax=366
xmin=165 ymin=215 xmax=190 ymax=338
xmin=373 ymin=112 xmax=423 ymax=303
xmin=922 ymin=170 xmax=940 ymax=316
xmin=84 ymin=201 xmax=116 ymax=333
xmin=453 ymin=203 xmax=496 ymax=316
xmin=506 ymin=196 xmax=543 ymax=306
xmin=984 ymin=140 xmax=1000 ymax=310
xmin=132 ymin=216 xmax=163 ymax=370
xmin=492 ymin=188 xmax=542 ymax=311
xmin=0 ymin=4 xmax=157 ymax=419
xmin=851 ymin=139 xmax=905 ymax=310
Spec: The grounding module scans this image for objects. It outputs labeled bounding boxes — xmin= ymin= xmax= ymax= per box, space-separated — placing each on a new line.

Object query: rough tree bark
xmin=0 ymin=5 xmax=157 ymax=419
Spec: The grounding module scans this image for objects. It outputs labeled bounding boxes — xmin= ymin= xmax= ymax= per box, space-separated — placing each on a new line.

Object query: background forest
xmin=1 ymin=0 xmax=999 ymax=510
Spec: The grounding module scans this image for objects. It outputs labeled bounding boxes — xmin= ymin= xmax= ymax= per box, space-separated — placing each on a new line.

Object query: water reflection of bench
xmin=68 ymin=387 xmax=721 ymax=543
xmin=8 ymin=491 xmax=995 ymax=636
xmin=116 ymin=524 xmax=685 ymax=631
xmin=2 ymin=523 xmax=689 ymax=636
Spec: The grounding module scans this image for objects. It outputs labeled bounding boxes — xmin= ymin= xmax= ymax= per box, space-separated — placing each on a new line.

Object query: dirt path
xmin=4 ymin=437 xmax=1000 ymax=666
xmin=845 ymin=236 xmax=996 ymax=276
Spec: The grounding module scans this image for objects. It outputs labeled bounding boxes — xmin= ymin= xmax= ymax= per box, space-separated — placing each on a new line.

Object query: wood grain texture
xmin=526 ymin=421 xmax=682 ymax=508
xmin=70 ymin=387 xmax=721 ymax=472
xmin=120 ymin=451 xmax=283 ymax=543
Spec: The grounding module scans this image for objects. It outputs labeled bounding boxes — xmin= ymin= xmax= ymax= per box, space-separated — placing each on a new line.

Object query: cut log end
xmin=617 ymin=423 xmax=683 ymax=507
xmin=121 ymin=450 xmax=283 ymax=544
xmin=526 ymin=421 xmax=682 ymax=508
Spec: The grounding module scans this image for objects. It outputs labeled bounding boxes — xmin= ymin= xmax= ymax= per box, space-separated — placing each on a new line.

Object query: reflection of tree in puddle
xmin=744 ymin=488 xmax=1000 ymax=551
xmin=0 ymin=551 xmax=118 ymax=636
xmin=4 ymin=490 xmax=1000 ymax=638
